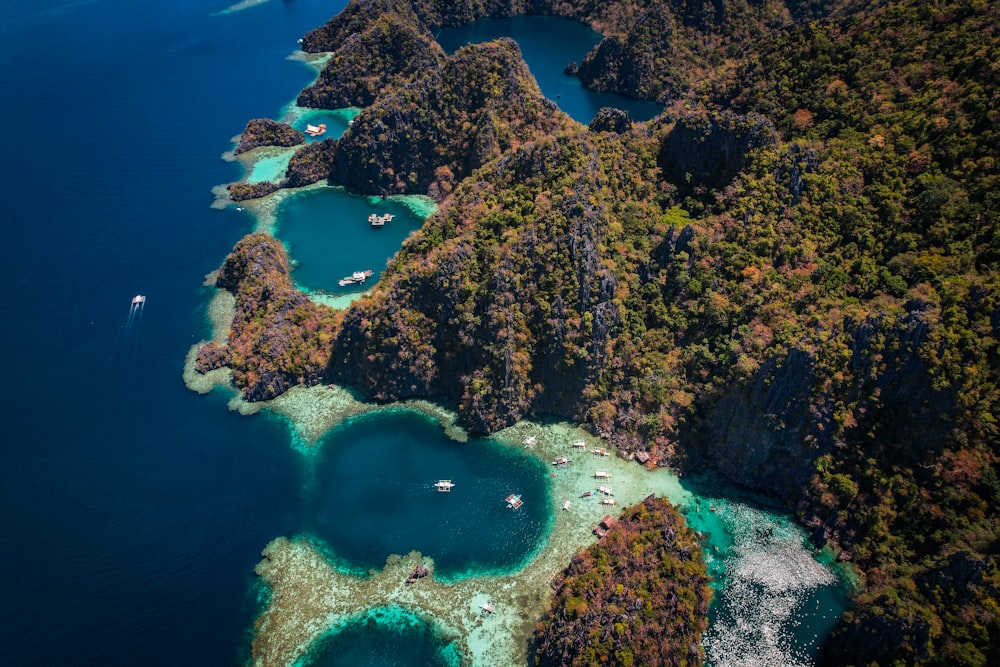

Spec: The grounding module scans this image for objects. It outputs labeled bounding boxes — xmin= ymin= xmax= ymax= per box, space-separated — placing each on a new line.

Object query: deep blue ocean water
xmin=0 ymin=2 xmax=352 ymax=664
xmin=0 ymin=1 xmax=844 ymax=665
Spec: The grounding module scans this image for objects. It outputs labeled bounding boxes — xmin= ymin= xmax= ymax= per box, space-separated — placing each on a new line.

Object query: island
xmin=192 ymin=0 xmax=1000 ymax=665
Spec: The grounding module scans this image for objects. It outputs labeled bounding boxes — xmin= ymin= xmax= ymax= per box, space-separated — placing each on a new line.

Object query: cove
xmin=304 ymin=607 xmax=461 ymax=667
xmin=275 ymin=188 xmax=427 ymax=294
xmin=303 ymin=410 xmax=551 ymax=578
xmin=436 ymin=16 xmax=663 ymax=124
xmin=678 ymin=474 xmax=851 ymax=665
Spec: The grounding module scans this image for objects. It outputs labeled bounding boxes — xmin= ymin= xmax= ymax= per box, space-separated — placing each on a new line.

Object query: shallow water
xmin=436 ymin=16 xmax=663 ymax=124
xmin=275 ymin=188 xmax=426 ymax=294
xmin=679 ymin=476 xmax=850 ymax=666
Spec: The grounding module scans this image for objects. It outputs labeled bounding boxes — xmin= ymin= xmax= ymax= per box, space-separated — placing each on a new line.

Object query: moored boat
xmin=338 ymin=269 xmax=373 ymax=286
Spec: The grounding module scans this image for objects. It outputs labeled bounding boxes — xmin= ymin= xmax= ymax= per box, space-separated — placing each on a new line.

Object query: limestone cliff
xmin=204 ymin=234 xmax=338 ymax=401
xmin=327 ymin=38 xmax=572 ymax=197
xmin=234 ymin=119 xmax=304 ymax=155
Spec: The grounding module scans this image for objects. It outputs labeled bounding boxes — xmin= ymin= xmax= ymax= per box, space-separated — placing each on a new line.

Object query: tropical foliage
xmin=533 ymin=496 xmax=711 ymax=667
xmin=213 ymin=0 xmax=1000 ymax=663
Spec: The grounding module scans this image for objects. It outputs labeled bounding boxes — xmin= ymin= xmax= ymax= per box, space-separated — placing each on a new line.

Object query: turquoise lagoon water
xmin=305 ymin=411 xmax=550 ymax=578
xmin=276 ymin=188 xmax=427 ymax=294
xmin=304 ymin=607 xmax=461 ymax=667
xmin=436 ymin=16 xmax=663 ymax=124
xmin=680 ymin=475 xmax=850 ymax=666
xmin=287 ymin=106 xmax=361 ymax=143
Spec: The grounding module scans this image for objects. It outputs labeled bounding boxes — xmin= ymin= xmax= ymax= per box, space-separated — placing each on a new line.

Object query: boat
xmin=434 ymin=480 xmax=455 ymax=492
xmin=368 ymin=212 xmax=395 ymax=227
xmin=552 ymin=457 xmax=571 ymax=466
xmin=505 ymin=493 xmax=523 ymax=509
xmin=593 ymin=448 xmax=609 ymax=457
xmin=597 ymin=485 xmax=614 ymax=496
xmin=593 ymin=470 xmax=612 ymax=479
xmin=522 ymin=436 xmax=536 ymax=448
xmin=571 ymin=440 xmax=587 ymax=449
xmin=600 ymin=498 xmax=619 ymax=506
xmin=305 ymin=123 xmax=327 ymax=137
xmin=131 ymin=295 xmax=146 ymax=306
xmin=580 ymin=490 xmax=593 ymax=498
xmin=338 ymin=269 xmax=373 ymax=286
xmin=562 ymin=500 xmax=571 ymax=511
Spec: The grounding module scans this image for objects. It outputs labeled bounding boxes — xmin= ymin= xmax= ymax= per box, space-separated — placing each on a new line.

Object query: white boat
xmin=597 ymin=485 xmax=614 ymax=496
xmin=434 ymin=480 xmax=455 ymax=492
xmin=523 ymin=436 xmax=537 ymax=448
xmin=369 ymin=213 xmax=395 ymax=227
xmin=572 ymin=440 xmax=587 ymax=449
xmin=600 ymin=498 xmax=618 ymax=506
xmin=338 ymin=269 xmax=373 ymax=286
xmin=131 ymin=295 xmax=146 ymax=306
xmin=562 ymin=500 xmax=571 ymax=511
xmin=505 ymin=493 xmax=523 ymax=509
xmin=305 ymin=123 xmax=327 ymax=137
xmin=594 ymin=471 xmax=612 ymax=479
xmin=552 ymin=457 xmax=571 ymax=466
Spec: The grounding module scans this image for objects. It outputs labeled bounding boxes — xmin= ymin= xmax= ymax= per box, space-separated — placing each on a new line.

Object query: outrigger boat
xmin=505 ymin=493 xmax=524 ymax=509
xmin=368 ymin=213 xmax=395 ymax=227
xmin=552 ymin=457 xmax=571 ymax=466
xmin=305 ymin=123 xmax=327 ymax=137
xmin=434 ymin=480 xmax=455 ymax=492
xmin=338 ymin=269 xmax=373 ymax=286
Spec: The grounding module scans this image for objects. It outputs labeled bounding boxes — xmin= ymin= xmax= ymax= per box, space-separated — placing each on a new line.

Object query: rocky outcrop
xmin=301 ymin=0 xmax=421 ymax=51
xmin=659 ymin=111 xmax=777 ymax=195
xmin=534 ymin=495 xmax=711 ymax=667
xmin=229 ymin=181 xmax=280 ymax=201
xmin=588 ymin=107 xmax=633 ymax=134
xmin=297 ymin=15 xmax=445 ymax=110
xmin=282 ymin=139 xmax=338 ymax=188
xmin=327 ymin=38 xmax=571 ymax=197
xmin=234 ymin=119 xmax=304 ymax=155
xmin=328 ymin=131 xmax=655 ymax=433
xmin=194 ymin=341 xmax=231 ymax=373
xmin=703 ymin=347 xmax=824 ymax=496
xmin=576 ymin=3 xmax=679 ymax=102
xmin=213 ymin=234 xmax=337 ymax=402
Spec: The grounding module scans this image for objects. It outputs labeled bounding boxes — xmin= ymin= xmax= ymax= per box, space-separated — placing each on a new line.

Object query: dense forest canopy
xmin=533 ymin=496 xmax=712 ymax=667
xmin=209 ymin=0 xmax=1000 ymax=664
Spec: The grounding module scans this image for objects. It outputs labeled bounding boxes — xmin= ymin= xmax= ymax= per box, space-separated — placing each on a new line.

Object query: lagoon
xmin=275 ymin=188 xmax=427 ymax=294
xmin=304 ymin=411 xmax=550 ymax=577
